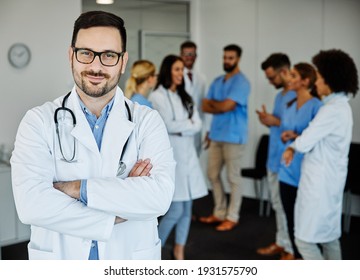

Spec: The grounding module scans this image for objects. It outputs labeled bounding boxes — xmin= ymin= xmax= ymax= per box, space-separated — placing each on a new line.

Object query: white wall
xmin=192 ymin=0 xmax=360 ymax=199
xmin=0 ymin=0 xmax=81 ymax=150
xmin=1 ymin=0 xmax=359 ymax=206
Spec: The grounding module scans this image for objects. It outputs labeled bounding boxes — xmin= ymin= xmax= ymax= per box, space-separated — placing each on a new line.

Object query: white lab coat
xmin=292 ymin=93 xmax=352 ymax=243
xmin=183 ymin=68 xmax=210 ymax=154
xmin=149 ymin=85 xmax=208 ymax=201
xmin=10 ymin=86 xmax=175 ymax=260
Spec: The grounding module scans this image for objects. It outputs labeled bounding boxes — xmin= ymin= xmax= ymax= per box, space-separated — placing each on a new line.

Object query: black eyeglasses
xmin=72 ymin=47 xmax=125 ymax=67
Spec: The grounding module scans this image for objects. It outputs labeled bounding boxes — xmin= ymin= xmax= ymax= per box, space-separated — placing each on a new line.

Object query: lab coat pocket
xmin=131 ymin=239 xmax=161 ymax=260
xmin=28 ymin=243 xmax=58 ymax=260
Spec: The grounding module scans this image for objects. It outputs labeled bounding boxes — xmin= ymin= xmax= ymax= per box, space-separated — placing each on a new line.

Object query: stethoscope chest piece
xmin=117 ymin=161 xmax=127 ymax=176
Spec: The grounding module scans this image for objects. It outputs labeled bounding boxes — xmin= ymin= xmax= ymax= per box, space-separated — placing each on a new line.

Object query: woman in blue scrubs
xmin=278 ymin=63 xmax=322 ymax=259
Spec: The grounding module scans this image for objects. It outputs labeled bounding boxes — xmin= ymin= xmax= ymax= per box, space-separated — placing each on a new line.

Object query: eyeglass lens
xmin=75 ymin=48 xmax=122 ymax=66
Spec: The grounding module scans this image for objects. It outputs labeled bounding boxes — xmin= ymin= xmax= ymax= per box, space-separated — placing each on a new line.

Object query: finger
xmin=130 ymin=159 xmax=151 ymax=177
xmin=139 ymin=162 xmax=153 ymax=176
xmin=262 ymin=104 xmax=267 ymax=113
xmin=128 ymin=160 xmax=142 ymax=176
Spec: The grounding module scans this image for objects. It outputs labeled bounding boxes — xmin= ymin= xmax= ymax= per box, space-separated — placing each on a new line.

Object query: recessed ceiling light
xmin=96 ymin=0 xmax=114 ymax=4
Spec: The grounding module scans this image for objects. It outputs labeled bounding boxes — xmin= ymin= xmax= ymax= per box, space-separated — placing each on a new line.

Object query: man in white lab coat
xmin=180 ymin=41 xmax=208 ymax=156
xmin=10 ymin=11 xmax=175 ymax=260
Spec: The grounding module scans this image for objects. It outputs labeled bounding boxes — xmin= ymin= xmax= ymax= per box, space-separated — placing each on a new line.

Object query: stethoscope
xmin=54 ymin=92 xmax=132 ymax=176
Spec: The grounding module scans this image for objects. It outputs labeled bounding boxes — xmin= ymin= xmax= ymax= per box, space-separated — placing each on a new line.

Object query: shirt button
xmin=95 ymin=125 xmax=99 ymax=129
xmin=91 ymin=242 xmax=96 ymax=248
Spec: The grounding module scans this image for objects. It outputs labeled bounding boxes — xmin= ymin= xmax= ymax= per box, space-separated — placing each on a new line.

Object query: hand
xmin=53 ymin=180 xmax=80 ymax=199
xmin=256 ymin=105 xmax=280 ymax=126
xmin=128 ymin=158 xmax=152 ymax=177
xmin=283 ymin=147 xmax=295 ymax=166
xmin=203 ymin=132 xmax=211 ymax=150
xmin=281 ymin=130 xmax=298 ymax=143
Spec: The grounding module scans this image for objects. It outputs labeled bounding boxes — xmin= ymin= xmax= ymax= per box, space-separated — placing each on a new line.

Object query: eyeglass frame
xmin=72 ymin=47 xmax=125 ymax=67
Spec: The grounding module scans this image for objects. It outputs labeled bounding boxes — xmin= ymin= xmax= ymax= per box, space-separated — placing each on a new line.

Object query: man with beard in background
xmin=199 ymin=44 xmax=251 ymax=231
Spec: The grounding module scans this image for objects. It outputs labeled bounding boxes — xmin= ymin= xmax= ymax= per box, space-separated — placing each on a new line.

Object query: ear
xmin=279 ymin=68 xmax=290 ymax=81
xmin=303 ymin=77 xmax=311 ymax=88
xmin=121 ymin=52 xmax=129 ymax=74
xmin=68 ymin=46 xmax=74 ymax=63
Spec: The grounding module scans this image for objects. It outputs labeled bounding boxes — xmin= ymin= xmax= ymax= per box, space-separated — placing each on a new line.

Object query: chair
xmin=343 ymin=142 xmax=360 ymax=233
xmin=241 ymin=134 xmax=270 ymax=216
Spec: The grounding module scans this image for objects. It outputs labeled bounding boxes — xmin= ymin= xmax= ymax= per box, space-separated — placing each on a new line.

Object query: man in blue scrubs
xmin=199 ymin=44 xmax=250 ymax=231
xmin=255 ymin=53 xmax=296 ymax=259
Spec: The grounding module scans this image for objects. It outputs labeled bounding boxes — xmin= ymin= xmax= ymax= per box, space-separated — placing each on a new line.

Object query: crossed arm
xmin=53 ymin=159 xmax=153 ymax=224
xmin=202 ymin=98 xmax=236 ymax=114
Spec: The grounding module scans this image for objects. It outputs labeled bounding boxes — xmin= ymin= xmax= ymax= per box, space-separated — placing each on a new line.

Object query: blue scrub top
xmin=131 ymin=93 xmax=153 ymax=108
xmin=278 ymin=97 xmax=322 ymax=187
xmin=208 ymin=72 xmax=251 ymax=144
xmin=267 ymin=90 xmax=297 ymax=173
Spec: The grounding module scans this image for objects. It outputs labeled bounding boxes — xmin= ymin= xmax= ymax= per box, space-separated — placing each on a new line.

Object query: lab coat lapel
xmin=100 ymin=89 xmax=135 ymax=177
xmin=67 ymin=90 xmax=101 ymax=155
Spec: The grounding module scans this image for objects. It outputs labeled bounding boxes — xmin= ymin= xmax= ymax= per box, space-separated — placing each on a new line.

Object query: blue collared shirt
xmin=79 ymin=97 xmax=114 ymax=260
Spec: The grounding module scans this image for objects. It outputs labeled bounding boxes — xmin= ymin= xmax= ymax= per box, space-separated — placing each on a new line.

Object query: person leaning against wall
xmin=255 ymin=53 xmax=295 ymax=260
xmin=199 ymin=44 xmax=251 ymax=232
xmin=10 ymin=10 xmax=175 ymax=260
xmin=283 ymin=49 xmax=359 ymax=260
xmin=124 ymin=59 xmax=157 ymax=108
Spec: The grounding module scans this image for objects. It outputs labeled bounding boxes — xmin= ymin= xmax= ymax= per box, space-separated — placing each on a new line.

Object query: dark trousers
xmin=279 ymin=181 xmax=302 ymax=259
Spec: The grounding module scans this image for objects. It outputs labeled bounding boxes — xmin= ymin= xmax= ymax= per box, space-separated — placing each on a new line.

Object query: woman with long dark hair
xmin=149 ymin=55 xmax=208 ymax=260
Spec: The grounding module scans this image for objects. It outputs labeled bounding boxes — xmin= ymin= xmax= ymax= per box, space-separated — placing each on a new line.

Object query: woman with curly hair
xmin=283 ymin=49 xmax=359 ymax=259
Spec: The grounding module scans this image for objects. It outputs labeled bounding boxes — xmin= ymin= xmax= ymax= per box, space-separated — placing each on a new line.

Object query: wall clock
xmin=8 ymin=43 xmax=31 ymax=69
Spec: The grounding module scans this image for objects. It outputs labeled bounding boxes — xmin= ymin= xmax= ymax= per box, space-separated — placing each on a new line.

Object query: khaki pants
xmin=207 ymin=141 xmax=245 ymax=222
xmin=267 ymin=171 xmax=293 ymax=254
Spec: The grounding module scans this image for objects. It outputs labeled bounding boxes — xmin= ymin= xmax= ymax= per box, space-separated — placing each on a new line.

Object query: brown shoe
xmin=280 ymin=252 xmax=295 ymax=260
xmin=199 ymin=215 xmax=224 ymax=224
xmin=256 ymin=243 xmax=285 ymax=256
xmin=215 ymin=220 xmax=238 ymax=231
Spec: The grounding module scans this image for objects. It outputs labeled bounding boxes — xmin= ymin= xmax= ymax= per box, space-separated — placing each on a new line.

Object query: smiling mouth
xmin=82 ymin=71 xmax=109 ymax=84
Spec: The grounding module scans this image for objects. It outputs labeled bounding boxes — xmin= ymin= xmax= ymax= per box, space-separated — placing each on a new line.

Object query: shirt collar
xmin=79 ymin=97 xmax=115 ymax=119
xmin=322 ymin=92 xmax=346 ymax=104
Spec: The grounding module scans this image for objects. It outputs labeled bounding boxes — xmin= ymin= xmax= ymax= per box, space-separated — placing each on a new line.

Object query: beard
xmin=274 ymin=83 xmax=283 ymax=89
xmin=72 ymin=64 xmax=121 ymax=98
xmin=223 ymin=63 xmax=237 ymax=73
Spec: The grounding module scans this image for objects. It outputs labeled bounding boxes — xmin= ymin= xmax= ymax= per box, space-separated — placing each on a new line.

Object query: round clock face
xmin=8 ymin=43 xmax=31 ymax=69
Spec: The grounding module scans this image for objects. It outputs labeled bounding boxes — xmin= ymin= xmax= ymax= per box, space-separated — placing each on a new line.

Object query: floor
xmin=2 ymin=194 xmax=359 ymax=260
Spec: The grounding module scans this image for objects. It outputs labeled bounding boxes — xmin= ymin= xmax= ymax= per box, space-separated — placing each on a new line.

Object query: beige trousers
xmin=207 ymin=141 xmax=245 ymax=222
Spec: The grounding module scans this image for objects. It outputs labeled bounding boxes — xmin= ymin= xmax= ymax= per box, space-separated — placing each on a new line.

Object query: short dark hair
xmin=224 ymin=44 xmax=242 ymax=57
xmin=261 ymin=53 xmax=291 ymax=71
xmin=312 ymin=49 xmax=358 ymax=96
xmin=71 ymin=11 xmax=127 ymax=51
xmin=180 ymin=41 xmax=197 ymax=51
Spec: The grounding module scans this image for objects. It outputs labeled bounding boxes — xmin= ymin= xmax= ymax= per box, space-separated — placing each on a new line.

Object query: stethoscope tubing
xmin=54 ymin=92 xmax=132 ymax=168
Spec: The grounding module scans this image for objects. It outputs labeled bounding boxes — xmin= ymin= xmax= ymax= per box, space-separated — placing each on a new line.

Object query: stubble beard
xmin=223 ymin=63 xmax=237 ymax=73
xmin=72 ymin=64 xmax=122 ymax=98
